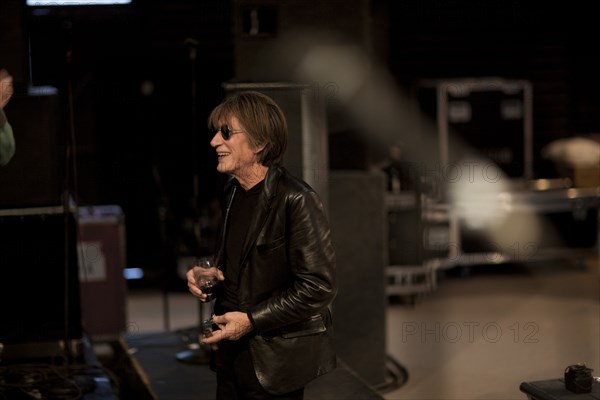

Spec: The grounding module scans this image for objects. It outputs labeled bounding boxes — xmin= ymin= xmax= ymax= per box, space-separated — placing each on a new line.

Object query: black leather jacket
xmin=214 ymin=165 xmax=337 ymax=395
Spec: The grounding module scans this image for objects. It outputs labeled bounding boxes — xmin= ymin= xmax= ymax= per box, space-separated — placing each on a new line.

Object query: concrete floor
xmin=125 ymin=256 xmax=599 ymax=400
xmin=383 ymin=257 xmax=599 ymax=400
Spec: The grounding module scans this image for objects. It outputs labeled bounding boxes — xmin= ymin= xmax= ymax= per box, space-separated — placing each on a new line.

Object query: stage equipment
xmin=416 ymin=77 xmax=533 ymax=180
xmin=328 ymin=171 xmax=388 ymax=389
xmin=0 ymin=206 xmax=83 ymax=362
xmin=520 ymin=376 xmax=600 ymax=399
xmin=78 ymin=205 xmax=127 ymax=342
xmin=382 ymin=77 xmax=600 ymax=296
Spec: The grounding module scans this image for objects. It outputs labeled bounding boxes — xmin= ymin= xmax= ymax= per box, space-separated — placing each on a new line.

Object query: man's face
xmin=209 ymin=115 xmax=260 ymax=184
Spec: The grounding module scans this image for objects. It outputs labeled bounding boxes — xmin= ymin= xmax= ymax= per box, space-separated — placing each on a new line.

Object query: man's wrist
xmin=246 ymin=311 xmax=257 ymax=330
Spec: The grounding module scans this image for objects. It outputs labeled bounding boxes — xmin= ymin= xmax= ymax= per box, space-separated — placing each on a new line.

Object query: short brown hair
xmin=208 ymin=91 xmax=288 ymax=166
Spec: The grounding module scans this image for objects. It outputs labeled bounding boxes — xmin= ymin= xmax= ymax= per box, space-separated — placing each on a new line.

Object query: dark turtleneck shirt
xmin=219 ymin=179 xmax=264 ymax=313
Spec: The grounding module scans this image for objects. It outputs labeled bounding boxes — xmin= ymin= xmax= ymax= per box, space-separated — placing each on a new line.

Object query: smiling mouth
xmin=217 ymin=152 xmax=230 ymax=158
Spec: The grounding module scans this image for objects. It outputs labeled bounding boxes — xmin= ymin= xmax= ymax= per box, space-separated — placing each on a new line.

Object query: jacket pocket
xmin=280 ymin=314 xmax=326 ymax=339
xmin=249 ymin=322 xmax=336 ymax=395
xmin=256 ymin=235 xmax=285 ymax=254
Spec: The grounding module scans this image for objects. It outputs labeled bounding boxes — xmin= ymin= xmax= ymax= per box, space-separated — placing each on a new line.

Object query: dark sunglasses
xmin=210 ymin=124 xmax=244 ymax=140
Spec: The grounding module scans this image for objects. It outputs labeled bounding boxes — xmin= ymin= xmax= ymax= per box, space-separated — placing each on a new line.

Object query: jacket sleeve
xmin=0 ymin=117 xmax=15 ymax=167
xmin=249 ymin=190 xmax=337 ymax=334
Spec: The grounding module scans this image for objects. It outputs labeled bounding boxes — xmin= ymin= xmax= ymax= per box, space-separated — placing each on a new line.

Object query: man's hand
xmin=186 ymin=265 xmax=224 ymax=301
xmin=0 ymin=69 xmax=14 ymax=110
xmin=201 ymin=311 xmax=253 ymax=344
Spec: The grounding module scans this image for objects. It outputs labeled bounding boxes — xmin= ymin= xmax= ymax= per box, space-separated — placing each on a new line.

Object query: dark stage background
xmin=1 ymin=0 xmax=599 ymax=288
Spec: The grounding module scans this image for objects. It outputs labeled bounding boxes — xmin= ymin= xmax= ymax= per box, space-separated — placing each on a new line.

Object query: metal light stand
xmin=175 ymin=37 xmax=212 ymax=365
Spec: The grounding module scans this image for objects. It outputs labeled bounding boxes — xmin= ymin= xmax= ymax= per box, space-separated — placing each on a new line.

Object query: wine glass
xmin=194 ymin=256 xmax=219 ymax=300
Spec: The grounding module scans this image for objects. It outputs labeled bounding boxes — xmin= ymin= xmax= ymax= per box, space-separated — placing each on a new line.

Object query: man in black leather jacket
xmin=187 ymin=91 xmax=337 ymax=399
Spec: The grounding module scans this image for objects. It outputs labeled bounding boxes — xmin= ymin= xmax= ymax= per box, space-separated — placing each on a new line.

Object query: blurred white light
xmin=123 ymin=268 xmax=144 ymax=280
xmin=298 ymin=44 xmax=370 ymax=101
xmin=27 ymin=0 xmax=131 ymax=5
xmin=140 ymin=80 xmax=154 ymax=96
xmin=448 ymin=159 xmax=510 ymax=230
